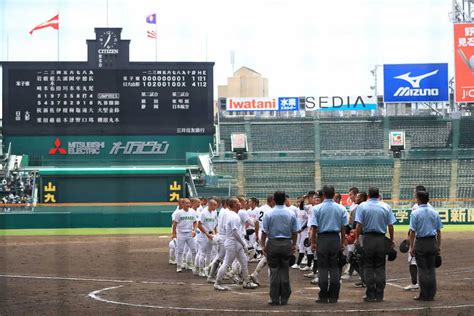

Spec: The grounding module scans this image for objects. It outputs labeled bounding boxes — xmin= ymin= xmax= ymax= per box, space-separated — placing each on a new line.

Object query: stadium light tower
xmin=370 ymin=64 xmax=382 ymax=113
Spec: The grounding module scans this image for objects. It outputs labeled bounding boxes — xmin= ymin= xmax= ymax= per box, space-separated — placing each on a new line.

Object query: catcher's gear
xmin=350 ymin=244 xmax=363 ymax=265
xmin=303 ymin=237 xmax=311 ymax=248
xmin=435 ymin=255 xmax=442 ymax=268
xmin=399 ymin=239 xmax=409 ymax=253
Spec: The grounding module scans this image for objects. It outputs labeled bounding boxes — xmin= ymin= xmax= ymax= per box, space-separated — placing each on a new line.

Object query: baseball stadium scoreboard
xmin=0 ymin=27 xmax=214 ymax=203
xmin=2 ymin=65 xmax=213 ymax=136
xmin=1 ymin=27 xmax=214 ymax=166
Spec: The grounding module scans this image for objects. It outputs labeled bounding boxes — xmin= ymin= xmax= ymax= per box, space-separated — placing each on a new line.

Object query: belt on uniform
xmin=365 ymin=232 xmax=385 ymax=236
xmin=318 ymin=231 xmax=339 ymax=235
xmin=416 ymin=236 xmax=436 ymax=240
xmin=269 ymin=237 xmax=291 ymax=240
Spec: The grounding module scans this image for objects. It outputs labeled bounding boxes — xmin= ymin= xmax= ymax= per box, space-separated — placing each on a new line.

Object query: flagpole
xmin=155 ymin=19 xmax=157 ymax=62
xmin=205 ymin=35 xmax=208 ymax=62
xmin=106 ymin=0 xmax=109 ymax=26
xmin=57 ymin=10 xmax=60 ymax=61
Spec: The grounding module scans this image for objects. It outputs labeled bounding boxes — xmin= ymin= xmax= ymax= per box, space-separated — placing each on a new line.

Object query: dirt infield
xmin=0 ymin=231 xmax=473 ymax=315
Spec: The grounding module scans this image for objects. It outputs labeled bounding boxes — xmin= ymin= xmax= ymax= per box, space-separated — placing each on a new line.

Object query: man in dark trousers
xmin=310 ymin=185 xmax=348 ymax=303
xmin=409 ymin=190 xmax=443 ymax=301
xmin=355 ymin=187 xmax=396 ymax=302
xmin=261 ymin=191 xmax=298 ymax=305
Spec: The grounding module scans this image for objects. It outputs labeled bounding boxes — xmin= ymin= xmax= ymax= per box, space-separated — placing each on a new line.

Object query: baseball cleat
xmin=403 ymin=283 xmax=419 ymax=291
xmin=353 ymin=282 xmax=366 ymax=288
xmin=214 ymin=283 xmax=228 ymax=291
xmin=199 ymin=271 xmax=206 ymax=277
xmin=291 ymin=264 xmax=300 ymax=269
xmin=207 ymin=277 xmax=216 ymax=283
xmin=310 ymin=277 xmax=319 ymax=285
xmin=341 ymin=273 xmax=351 ymax=280
xmin=304 ymin=272 xmax=315 ymax=278
xmin=299 ymin=266 xmax=312 ymax=271
xmin=176 ymin=267 xmax=182 ymax=273
xmin=232 ymin=275 xmax=243 ymax=284
xmin=169 ymin=259 xmax=176 ymax=265
xmin=249 ymin=273 xmax=260 ymax=286
xmin=243 ymin=281 xmax=258 ymax=289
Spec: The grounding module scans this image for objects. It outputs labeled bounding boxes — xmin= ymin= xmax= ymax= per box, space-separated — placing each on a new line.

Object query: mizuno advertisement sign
xmin=383 ymin=63 xmax=448 ymax=103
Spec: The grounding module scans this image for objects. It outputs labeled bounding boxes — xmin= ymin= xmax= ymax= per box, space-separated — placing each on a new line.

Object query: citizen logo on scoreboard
xmin=383 ymin=63 xmax=448 ymax=103
xmin=226 ymin=97 xmax=299 ymax=111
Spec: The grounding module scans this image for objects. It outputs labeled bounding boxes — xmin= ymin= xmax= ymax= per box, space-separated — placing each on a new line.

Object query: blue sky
xmin=0 ymin=0 xmax=453 ymax=99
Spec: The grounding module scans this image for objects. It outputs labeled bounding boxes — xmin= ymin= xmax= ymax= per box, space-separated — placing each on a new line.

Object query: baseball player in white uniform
xmin=196 ymin=198 xmax=218 ymax=277
xmin=169 ymin=199 xmax=185 ymax=265
xmin=206 ymin=199 xmax=229 ymax=283
xmin=172 ymin=198 xmax=198 ymax=273
xmin=246 ymin=198 xmax=260 ymax=259
xmin=249 ymin=195 xmax=275 ymax=285
xmin=214 ymin=198 xmax=258 ymax=290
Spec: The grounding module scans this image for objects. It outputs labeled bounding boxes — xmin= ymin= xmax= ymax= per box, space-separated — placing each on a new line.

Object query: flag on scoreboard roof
xmin=147 ymin=30 xmax=157 ymax=39
xmin=146 ymin=13 xmax=156 ymax=24
xmin=29 ymin=14 xmax=59 ymax=35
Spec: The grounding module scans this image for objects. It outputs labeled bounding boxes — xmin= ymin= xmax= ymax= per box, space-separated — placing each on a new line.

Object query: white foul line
xmin=386 ymin=282 xmax=405 ymax=289
xmin=87 ymin=284 xmax=474 ymax=314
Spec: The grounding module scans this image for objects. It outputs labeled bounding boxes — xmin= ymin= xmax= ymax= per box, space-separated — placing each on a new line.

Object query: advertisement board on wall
xmin=383 ymin=63 xmax=448 ymax=103
xmin=454 ymin=23 xmax=474 ymax=102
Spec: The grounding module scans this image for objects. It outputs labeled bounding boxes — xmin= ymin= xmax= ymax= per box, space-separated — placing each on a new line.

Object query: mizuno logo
xmin=394 ymin=70 xmax=439 ymax=88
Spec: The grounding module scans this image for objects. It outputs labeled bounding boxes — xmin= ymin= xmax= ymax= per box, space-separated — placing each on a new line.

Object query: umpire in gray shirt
xmin=261 ymin=191 xmax=298 ymax=305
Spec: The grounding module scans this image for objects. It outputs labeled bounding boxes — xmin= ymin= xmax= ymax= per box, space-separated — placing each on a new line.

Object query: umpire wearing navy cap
xmin=409 ymin=190 xmax=443 ymax=301
xmin=355 ymin=187 xmax=396 ymax=302
xmin=261 ymin=191 xmax=298 ymax=305
xmin=310 ymin=185 xmax=348 ymax=303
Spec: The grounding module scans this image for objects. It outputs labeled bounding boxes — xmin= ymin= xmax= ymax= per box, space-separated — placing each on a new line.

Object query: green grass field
xmin=0 ymin=225 xmax=472 ymax=236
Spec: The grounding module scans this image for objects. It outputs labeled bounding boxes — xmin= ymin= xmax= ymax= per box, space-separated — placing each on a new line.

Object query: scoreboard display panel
xmin=2 ymin=62 xmax=214 ymax=136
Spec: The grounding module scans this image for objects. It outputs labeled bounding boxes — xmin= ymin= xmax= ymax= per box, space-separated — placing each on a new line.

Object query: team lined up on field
xmin=169 ymin=186 xmax=442 ymax=302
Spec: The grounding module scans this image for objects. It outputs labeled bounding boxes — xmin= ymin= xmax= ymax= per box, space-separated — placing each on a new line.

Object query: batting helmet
xmin=387 ymin=248 xmax=397 ymax=261
xmin=303 ymin=237 xmax=311 ymax=248
xmin=384 ymin=237 xmax=397 ymax=261
xmin=399 ymin=239 xmax=409 ymax=253
xmin=435 ymin=255 xmax=442 ymax=268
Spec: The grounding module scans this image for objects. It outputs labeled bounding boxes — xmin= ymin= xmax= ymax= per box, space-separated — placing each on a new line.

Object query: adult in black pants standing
xmin=409 ymin=190 xmax=443 ymax=301
xmin=310 ymin=185 xmax=348 ymax=303
xmin=355 ymin=187 xmax=396 ymax=302
xmin=261 ymin=191 xmax=298 ymax=305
